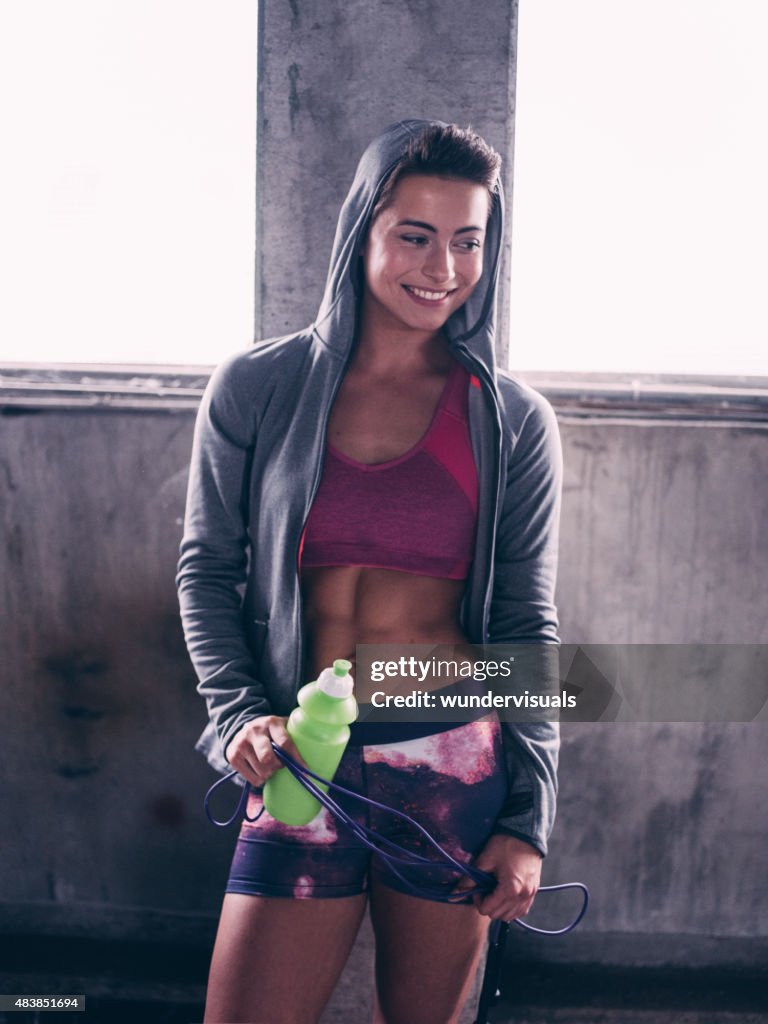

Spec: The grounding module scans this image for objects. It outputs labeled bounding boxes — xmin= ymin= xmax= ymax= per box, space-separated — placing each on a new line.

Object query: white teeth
xmin=407 ymin=286 xmax=449 ymax=300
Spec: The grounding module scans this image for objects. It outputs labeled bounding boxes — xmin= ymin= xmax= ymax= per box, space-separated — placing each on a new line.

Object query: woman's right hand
xmin=225 ymin=716 xmax=306 ymax=789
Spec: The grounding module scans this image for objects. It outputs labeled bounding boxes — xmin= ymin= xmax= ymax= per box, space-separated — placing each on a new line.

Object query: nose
xmin=422 ymin=243 xmax=454 ymax=283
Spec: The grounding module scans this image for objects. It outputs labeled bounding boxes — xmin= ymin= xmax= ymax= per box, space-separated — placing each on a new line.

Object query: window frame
xmin=2 ymin=363 xmax=767 ymax=423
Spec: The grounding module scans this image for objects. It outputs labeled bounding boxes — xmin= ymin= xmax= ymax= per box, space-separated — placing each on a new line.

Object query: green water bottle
xmin=263 ymin=659 xmax=358 ymax=825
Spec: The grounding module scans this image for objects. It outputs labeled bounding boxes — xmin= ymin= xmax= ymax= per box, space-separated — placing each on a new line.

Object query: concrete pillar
xmin=255 ymin=4 xmax=519 ymax=1018
xmin=255 ymin=0 xmax=519 ymax=366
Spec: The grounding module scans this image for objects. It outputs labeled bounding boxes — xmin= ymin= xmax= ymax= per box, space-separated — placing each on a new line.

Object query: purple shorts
xmin=225 ymin=714 xmax=508 ymax=901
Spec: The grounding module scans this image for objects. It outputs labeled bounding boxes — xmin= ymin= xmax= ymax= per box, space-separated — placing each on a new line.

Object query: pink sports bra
xmin=300 ymin=362 xmax=478 ymax=580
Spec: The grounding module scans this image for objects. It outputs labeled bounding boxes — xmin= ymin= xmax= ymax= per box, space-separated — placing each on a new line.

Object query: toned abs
xmin=301 ymin=565 xmax=467 ymax=678
xmin=301 ymin=355 xmax=470 ymax=679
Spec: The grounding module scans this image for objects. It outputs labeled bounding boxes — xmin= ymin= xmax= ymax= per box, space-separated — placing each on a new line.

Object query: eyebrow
xmin=396 ymin=219 xmax=485 ymax=235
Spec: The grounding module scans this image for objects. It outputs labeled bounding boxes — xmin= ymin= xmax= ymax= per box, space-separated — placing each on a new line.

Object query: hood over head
xmin=312 ymin=118 xmax=504 ymax=381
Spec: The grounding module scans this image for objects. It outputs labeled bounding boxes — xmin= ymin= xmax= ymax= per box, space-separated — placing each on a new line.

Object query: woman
xmin=177 ymin=119 xmax=562 ymax=1024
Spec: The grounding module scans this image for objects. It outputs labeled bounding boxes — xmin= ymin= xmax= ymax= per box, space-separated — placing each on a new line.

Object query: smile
xmin=403 ymin=285 xmax=456 ymax=303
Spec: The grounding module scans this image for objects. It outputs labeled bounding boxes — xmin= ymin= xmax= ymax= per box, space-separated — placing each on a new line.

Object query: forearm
xmin=177 ymin=567 xmax=272 ymax=755
xmin=177 ymin=353 xmax=272 ymax=755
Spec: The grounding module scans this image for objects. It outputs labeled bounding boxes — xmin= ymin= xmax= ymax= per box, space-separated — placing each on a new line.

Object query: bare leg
xmin=204 ymin=891 xmax=368 ymax=1024
xmin=369 ymin=882 xmax=490 ymax=1024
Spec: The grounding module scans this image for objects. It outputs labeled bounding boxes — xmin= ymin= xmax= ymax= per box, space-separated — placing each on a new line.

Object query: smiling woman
xmin=176 ymin=119 xmax=563 ymax=1023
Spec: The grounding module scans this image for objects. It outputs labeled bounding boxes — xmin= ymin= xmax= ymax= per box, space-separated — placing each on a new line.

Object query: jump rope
xmin=205 ymin=743 xmax=589 ymax=1024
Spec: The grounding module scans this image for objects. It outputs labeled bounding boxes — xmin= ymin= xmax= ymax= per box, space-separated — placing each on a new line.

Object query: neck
xmin=354 ymin=299 xmax=452 ymax=376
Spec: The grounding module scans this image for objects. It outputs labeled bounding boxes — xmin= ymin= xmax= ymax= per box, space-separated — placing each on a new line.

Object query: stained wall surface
xmin=1 ymin=407 xmax=766 ymax=956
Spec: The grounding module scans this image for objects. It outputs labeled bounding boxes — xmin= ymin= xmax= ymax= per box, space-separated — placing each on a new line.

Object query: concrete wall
xmin=0 ymin=410 xmax=228 ymax=916
xmin=2 ymin=407 xmax=766 ymax=954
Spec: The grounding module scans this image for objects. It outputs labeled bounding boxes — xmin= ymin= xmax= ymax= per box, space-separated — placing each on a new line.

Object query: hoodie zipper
xmin=453 ymin=343 xmax=505 ymax=644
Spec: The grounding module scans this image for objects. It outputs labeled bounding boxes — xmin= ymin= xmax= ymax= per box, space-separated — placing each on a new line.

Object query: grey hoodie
xmin=176 ymin=119 xmax=562 ymax=856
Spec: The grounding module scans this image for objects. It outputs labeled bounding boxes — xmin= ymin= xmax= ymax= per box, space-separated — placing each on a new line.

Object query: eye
xmin=455 ymin=239 xmax=482 ymax=252
xmin=400 ymin=234 xmax=429 ymax=246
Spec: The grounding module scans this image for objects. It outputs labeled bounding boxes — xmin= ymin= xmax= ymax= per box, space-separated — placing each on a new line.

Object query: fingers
xmin=464 ymin=834 xmax=543 ymax=922
xmin=451 ymin=874 xmax=480 ymax=897
xmin=225 ymin=716 xmax=295 ymax=788
xmin=472 ymin=863 xmax=536 ymax=920
xmin=476 ymin=864 xmax=538 ymax=920
xmin=476 ymin=883 xmax=537 ymax=923
xmin=235 ymin=750 xmax=264 ymax=789
xmin=266 ymin=719 xmax=307 ymax=769
xmin=450 ymin=867 xmax=535 ymax=920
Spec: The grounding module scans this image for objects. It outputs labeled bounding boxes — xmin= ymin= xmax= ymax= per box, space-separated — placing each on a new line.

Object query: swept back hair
xmin=371 ymin=123 xmax=502 ymax=222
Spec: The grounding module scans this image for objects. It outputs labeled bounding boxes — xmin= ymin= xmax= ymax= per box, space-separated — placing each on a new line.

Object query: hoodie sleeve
xmin=489 ymin=386 xmax=563 ymax=857
xmin=176 ymin=353 xmax=272 ymax=760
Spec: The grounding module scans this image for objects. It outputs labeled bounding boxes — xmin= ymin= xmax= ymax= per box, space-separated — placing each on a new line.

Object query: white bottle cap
xmin=316 ymin=659 xmax=354 ymax=698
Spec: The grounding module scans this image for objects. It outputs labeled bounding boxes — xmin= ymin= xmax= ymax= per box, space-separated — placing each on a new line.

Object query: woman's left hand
xmin=453 ymin=834 xmax=542 ymax=922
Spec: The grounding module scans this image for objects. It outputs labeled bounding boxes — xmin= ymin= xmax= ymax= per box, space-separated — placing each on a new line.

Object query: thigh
xmin=205 ymin=747 xmax=371 ymax=1022
xmin=363 ymin=717 xmax=506 ymax=1022
xmin=369 ymin=881 xmax=489 ymax=1024
xmin=204 ymin=891 xmax=368 ymax=1024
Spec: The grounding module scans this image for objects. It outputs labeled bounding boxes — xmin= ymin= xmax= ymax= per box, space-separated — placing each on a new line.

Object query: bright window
xmin=509 ymin=0 xmax=768 ymax=376
xmin=0 ymin=1 xmax=257 ymax=366
xmin=3 ymin=3 xmax=765 ymax=376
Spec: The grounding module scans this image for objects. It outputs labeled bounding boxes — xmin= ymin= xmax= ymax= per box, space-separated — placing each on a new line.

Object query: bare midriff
xmin=300 ymin=565 xmax=469 ymax=681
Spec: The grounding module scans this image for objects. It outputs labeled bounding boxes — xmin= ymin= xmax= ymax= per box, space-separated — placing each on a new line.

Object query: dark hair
xmin=371 ymin=123 xmax=501 ymax=222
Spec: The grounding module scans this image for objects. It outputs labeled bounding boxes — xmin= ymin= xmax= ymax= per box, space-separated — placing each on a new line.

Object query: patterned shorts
xmin=225 ymin=714 xmax=508 ymax=901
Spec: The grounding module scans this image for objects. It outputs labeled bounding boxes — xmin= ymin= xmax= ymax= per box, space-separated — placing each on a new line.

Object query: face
xmin=362 ymin=174 xmax=489 ymax=336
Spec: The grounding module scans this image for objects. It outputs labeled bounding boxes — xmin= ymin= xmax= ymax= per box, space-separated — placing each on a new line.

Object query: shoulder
xmin=200 ymin=332 xmax=313 ymax=444
xmin=490 ymin=372 xmax=563 ymax=530
xmin=205 ymin=332 xmax=313 ymax=399
xmin=494 ymin=369 xmax=560 ymax=452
